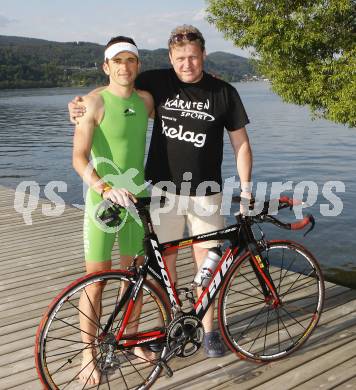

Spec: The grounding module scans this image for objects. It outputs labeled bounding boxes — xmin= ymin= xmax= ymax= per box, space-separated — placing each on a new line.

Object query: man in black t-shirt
xmin=135 ymin=49 xmax=250 ymax=197
xmin=69 ymin=25 xmax=253 ymax=358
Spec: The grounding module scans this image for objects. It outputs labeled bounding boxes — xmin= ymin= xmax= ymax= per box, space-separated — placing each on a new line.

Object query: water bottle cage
xmin=203 ymin=267 xmax=214 ymax=276
xmin=193 ymin=246 xmax=222 ymax=287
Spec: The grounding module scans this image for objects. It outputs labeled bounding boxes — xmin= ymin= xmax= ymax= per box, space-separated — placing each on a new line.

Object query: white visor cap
xmin=104 ymin=42 xmax=139 ymax=60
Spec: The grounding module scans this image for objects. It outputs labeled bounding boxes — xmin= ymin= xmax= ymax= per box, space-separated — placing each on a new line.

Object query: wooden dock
xmin=1 ymin=185 xmax=356 ymax=389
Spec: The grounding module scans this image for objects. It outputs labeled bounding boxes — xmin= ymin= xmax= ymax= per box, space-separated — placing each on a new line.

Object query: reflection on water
xmin=0 ymin=83 xmax=355 ymax=287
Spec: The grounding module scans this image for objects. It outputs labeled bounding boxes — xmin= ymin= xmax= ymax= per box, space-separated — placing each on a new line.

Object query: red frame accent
xmin=249 ymin=252 xmax=280 ymax=304
xmin=122 ymin=331 xmax=166 ymax=348
xmin=116 ymin=299 xmax=135 ymax=341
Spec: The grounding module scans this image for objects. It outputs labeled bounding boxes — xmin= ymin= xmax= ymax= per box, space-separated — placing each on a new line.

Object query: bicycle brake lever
xmin=126 ymin=199 xmax=143 ymax=227
xmin=303 ymin=215 xmax=315 ymax=237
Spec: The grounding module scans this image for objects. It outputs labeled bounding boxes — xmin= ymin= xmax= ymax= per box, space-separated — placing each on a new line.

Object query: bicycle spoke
xmin=121 ymin=350 xmax=149 ymax=381
xmin=46 ymin=336 xmax=93 ymax=345
xmin=280 ymin=305 xmax=307 ymax=330
xmin=263 ymin=306 xmax=271 ymax=355
xmin=112 ymin=287 xmax=134 ymax=335
xmin=239 ymin=269 xmax=264 ymax=295
xmin=281 ymin=270 xmax=316 ymax=297
xmin=51 ymin=339 xmax=97 ymax=376
xmin=279 ymin=251 xmax=298 ymax=285
xmin=61 ymin=348 xmax=102 ymax=390
xmin=80 ymin=355 xmax=101 ymax=390
xmin=96 ymin=368 xmax=104 ymax=390
xmin=126 ymin=348 xmax=158 ymax=365
xmin=277 ymin=249 xmax=285 ymax=294
xmin=277 ymin=307 xmax=281 ymax=353
xmin=228 ymin=287 xmax=265 ymax=301
xmin=67 ymin=296 xmax=103 ymax=333
xmin=245 ymin=309 xmax=268 ymax=353
xmin=79 ymin=350 xmax=103 ymax=390
xmin=54 ymin=316 xmax=98 ymax=340
xmin=278 ymin=309 xmax=296 ymax=345
xmin=233 ymin=304 xmax=268 ymax=342
xmin=45 ymin=346 xmax=94 ymax=359
xmin=117 ymin=362 xmax=130 ymax=390
xmin=220 ymin=242 xmax=324 ymax=361
xmin=83 ymin=286 xmax=103 ymax=331
xmin=105 ymin=371 xmax=111 ymax=390
xmin=281 ymin=282 xmax=318 ymax=303
xmin=227 ymin=300 xmax=265 ymax=310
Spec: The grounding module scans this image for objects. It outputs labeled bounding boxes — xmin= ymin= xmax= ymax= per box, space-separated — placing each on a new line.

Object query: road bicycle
xmin=35 ymin=195 xmax=325 ymax=389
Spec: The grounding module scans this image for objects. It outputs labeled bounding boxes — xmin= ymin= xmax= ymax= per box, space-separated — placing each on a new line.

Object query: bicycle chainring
xmin=166 ymin=314 xmax=204 ymax=358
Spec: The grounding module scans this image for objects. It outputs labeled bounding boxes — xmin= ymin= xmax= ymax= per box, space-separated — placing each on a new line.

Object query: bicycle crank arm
xmin=157 ymin=342 xmax=185 ymax=377
xmin=162 ymin=343 xmax=183 ymax=361
xmin=158 ymin=360 xmax=173 ymax=378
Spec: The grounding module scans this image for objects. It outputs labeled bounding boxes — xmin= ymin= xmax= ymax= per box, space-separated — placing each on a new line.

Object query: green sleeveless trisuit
xmin=84 ymin=89 xmax=148 ymax=261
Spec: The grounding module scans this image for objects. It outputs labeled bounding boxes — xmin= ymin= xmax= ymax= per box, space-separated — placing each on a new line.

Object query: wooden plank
xmin=1 ymin=186 xmax=356 ymax=390
xmin=293 ymin=356 xmax=356 ymax=389
xmin=152 ymin=282 xmax=356 ymax=389
xmin=153 ymin=290 xmax=356 ymax=389
xmin=333 ymin=375 xmax=356 ymax=389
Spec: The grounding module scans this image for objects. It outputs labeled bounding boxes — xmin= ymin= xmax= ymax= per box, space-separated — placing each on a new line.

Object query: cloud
xmin=192 ymin=8 xmax=206 ymax=21
xmin=95 ymin=9 xmax=250 ymax=57
xmin=0 ymin=14 xmax=17 ymax=28
xmin=102 ymin=11 xmax=195 ymax=49
xmin=107 ymin=9 xmax=213 ymax=49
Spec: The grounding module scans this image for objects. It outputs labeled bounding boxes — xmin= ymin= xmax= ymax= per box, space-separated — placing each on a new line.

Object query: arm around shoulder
xmin=74 ymin=94 xmax=103 ymax=128
xmin=137 ymin=89 xmax=155 ymax=118
xmin=68 ymin=86 xmax=106 ymax=124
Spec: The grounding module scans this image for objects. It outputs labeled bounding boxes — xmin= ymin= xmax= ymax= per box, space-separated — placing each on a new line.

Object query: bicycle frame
xmin=113 ymin=205 xmax=278 ymax=349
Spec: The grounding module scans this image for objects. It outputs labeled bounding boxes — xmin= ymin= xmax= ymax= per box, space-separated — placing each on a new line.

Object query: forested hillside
xmin=0 ymin=35 xmax=257 ymax=89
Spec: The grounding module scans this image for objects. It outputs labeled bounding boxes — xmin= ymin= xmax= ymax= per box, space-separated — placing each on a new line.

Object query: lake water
xmin=0 ymin=82 xmax=355 ymax=287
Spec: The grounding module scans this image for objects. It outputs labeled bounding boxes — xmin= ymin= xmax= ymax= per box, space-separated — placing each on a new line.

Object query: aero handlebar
xmin=232 ymin=195 xmax=315 ymax=236
xmin=98 ymin=195 xmax=315 ymax=236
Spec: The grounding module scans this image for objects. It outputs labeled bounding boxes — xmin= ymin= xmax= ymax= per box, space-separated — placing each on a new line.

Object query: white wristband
xmin=241 ymin=183 xmax=252 ymax=193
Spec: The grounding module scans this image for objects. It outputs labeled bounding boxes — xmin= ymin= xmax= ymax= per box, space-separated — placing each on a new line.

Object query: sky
xmin=0 ymin=0 xmax=250 ymax=57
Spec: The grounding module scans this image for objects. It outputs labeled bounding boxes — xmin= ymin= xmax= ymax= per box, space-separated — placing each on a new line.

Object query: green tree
xmin=206 ymin=0 xmax=356 ymax=127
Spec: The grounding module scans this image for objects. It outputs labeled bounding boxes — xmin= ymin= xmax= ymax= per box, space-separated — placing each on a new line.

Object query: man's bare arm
xmin=72 ymin=95 xmax=104 ymax=192
xmin=228 ymin=127 xmax=253 ymax=196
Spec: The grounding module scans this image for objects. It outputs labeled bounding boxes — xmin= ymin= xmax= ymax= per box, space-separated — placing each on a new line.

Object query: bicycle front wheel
xmin=35 ymin=270 xmax=171 ymax=389
xmin=219 ymin=240 xmax=324 ymax=362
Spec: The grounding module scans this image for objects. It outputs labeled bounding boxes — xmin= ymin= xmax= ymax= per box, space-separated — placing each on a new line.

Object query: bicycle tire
xmin=218 ymin=240 xmax=325 ymax=362
xmin=35 ymin=270 xmax=171 ymax=389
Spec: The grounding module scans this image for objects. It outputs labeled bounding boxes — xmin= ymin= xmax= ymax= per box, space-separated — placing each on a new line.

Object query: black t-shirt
xmin=136 ymin=68 xmax=249 ymax=195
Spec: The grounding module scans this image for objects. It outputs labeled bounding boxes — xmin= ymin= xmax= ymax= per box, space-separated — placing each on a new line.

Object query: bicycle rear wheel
xmin=219 ymin=240 xmax=324 ymax=361
xmin=35 ymin=270 xmax=171 ymax=389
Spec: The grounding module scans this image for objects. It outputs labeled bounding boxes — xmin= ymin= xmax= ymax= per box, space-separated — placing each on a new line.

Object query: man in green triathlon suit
xmin=72 ymin=36 xmax=154 ymax=385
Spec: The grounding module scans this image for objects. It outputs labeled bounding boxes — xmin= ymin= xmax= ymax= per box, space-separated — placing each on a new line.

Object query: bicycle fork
xmin=241 ymin=222 xmax=281 ymax=307
xmin=248 ymin=245 xmax=281 ymax=307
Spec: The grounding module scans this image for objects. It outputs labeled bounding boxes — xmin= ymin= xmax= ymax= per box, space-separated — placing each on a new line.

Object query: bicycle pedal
xmin=159 ymin=360 xmax=173 ymax=377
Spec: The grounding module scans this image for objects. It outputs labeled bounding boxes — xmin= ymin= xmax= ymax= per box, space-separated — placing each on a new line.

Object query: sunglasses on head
xmin=170 ymin=32 xmax=203 ymax=44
